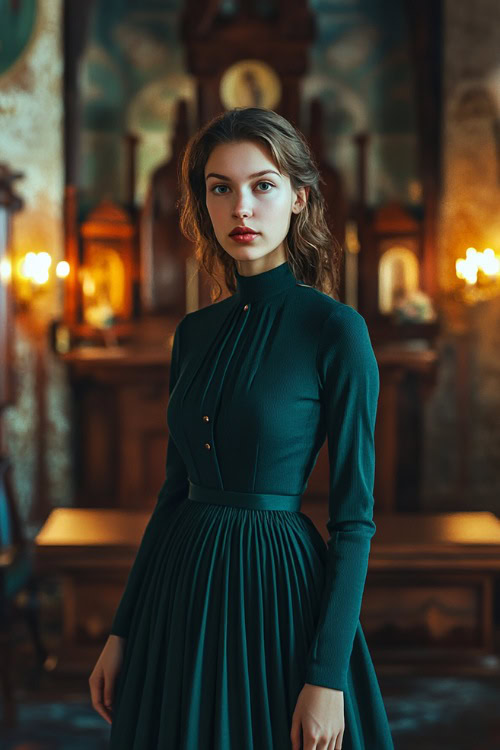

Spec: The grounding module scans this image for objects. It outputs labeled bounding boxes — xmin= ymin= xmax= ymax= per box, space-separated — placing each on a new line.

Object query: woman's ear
xmin=292 ymin=185 xmax=309 ymax=214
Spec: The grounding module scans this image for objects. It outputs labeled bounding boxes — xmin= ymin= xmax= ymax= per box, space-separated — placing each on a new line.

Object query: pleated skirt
xmin=109 ymin=488 xmax=392 ymax=750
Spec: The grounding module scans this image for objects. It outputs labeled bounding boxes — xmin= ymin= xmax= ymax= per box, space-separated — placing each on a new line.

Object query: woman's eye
xmin=211 ymin=182 xmax=275 ymax=195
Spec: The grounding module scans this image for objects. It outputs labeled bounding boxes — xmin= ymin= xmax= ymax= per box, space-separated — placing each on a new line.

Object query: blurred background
xmin=1 ymin=0 xmax=500 ymax=748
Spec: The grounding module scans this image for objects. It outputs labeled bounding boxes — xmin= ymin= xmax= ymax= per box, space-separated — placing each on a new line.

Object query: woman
xmin=89 ymin=107 xmax=394 ymax=750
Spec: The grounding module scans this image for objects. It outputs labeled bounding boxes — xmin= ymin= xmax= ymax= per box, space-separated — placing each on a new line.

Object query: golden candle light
xmin=455 ymin=246 xmax=500 ymax=303
xmin=10 ymin=250 xmax=71 ymax=308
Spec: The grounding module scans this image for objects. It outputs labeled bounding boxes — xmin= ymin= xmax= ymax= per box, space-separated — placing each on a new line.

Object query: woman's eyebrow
xmin=205 ymin=169 xmax=281 ymax=181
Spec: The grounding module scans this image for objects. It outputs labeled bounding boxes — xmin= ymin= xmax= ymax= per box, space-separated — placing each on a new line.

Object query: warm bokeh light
xmin=19 ymin=251 xmax=38 ymax=279
xmin=455 ymin=246 xmax=500 ymax=287
xmin=37 ymin=251 xmax=52 ymax=269
xmin=56 ymin=260 xmax=70 ymax=278
xmin=478 ymin=248 xmax=500 ymax=276
xmin=456 ymin=258 xmax=477 ymax=285
xmin=17 ymin=251 xmax=57 ymax=286
xmin=0 ymin=257 xmax=12 ymax=282
xmin=32 ymin=268 xmax=50 ymax=285
xmin=11 ymin=252 xmax=71 ymax=306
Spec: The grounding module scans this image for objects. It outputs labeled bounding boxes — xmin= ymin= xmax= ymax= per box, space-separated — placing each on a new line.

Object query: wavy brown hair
xmin=177 ymin=107 xmax=342 ymax=302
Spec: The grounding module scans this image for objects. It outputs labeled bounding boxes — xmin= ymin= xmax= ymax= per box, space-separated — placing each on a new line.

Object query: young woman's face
xmin=204 ymin=140 xmax=308 ymax=272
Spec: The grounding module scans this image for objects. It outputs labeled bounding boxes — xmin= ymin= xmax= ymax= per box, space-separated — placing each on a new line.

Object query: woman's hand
xmin=290 ymin=682 xmax=345 ymax=750
xmin=89 ymin=634 xmax=126 ymax=724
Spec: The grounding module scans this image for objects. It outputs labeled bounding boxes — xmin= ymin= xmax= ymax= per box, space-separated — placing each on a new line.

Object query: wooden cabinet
xmin=62 ymin=324 xmax=177 ymax=510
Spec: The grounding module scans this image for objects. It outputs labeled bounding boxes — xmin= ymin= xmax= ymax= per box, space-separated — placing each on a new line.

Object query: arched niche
xmin=378 ymin=245 xmax=420 ymax=315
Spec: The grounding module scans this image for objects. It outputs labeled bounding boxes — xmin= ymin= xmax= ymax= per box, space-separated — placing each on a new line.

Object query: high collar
xmin=234 ymin=260 xmax=298 ymax=302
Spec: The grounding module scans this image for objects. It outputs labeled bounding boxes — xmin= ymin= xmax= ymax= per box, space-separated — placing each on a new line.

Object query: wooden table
xmin=36 ymin=508 xmax=150 ymax=672
xmin=308 ymin=504 xmax=500 ymax=674
xmin=35 ymin=506 xmax=500 ymax=675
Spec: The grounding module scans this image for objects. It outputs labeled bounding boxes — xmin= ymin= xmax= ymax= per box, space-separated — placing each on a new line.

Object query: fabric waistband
xmin=188 ymin=481 xmax=302 ymax=512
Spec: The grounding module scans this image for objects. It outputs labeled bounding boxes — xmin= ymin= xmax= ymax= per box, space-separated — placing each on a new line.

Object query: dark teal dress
xmin=108 ymin=260 xmax=394 ymax=749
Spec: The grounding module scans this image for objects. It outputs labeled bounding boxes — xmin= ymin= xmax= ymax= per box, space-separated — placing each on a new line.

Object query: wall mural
xmin=80 ymin=0 xmax=418 ymax=211
xmin=305 ymin=0 xmax=417 ymax=204
xmin=0 ymin=0 xmax=39 ymax=82
xmin=80 ymin=1 xmax=195 ymax=210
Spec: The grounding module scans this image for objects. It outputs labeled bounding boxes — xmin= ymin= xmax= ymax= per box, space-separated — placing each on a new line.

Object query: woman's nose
xmin=233 ymin=207 xmax=251 ymax=218
xmin=232 ymin=193 xmax=253 ymax=217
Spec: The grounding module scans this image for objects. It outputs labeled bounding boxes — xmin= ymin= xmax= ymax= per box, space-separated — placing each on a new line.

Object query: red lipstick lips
xmin=229 ymin=226 xmax=260 ymax=244
xmin=229 ymin=226 xmax=258 ymax=236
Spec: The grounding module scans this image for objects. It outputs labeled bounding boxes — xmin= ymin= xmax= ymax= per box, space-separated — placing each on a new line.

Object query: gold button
xmin=204 ymin=442 xmax=211 ymax=450
xmin=243 ymin=304 xmax=249 ymax=311
xmin=202 ymin=415 xmax=210 ymax=422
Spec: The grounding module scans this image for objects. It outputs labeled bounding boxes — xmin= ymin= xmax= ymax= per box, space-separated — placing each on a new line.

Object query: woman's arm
xmin=109 ymin=316 xmax=189 ymax=638
xmin=304 ymin=304 xmax=379 ymax=693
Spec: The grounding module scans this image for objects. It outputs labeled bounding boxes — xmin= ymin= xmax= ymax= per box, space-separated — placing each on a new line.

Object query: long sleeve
xmin=109 ymin=316 xmax=189 ymax=638
xmin=304 ymin=305 xmax=379 ymax=692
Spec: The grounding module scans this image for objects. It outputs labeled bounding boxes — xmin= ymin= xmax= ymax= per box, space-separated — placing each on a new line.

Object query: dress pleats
xmin=111 ymin=499 xmax=328 ymax=749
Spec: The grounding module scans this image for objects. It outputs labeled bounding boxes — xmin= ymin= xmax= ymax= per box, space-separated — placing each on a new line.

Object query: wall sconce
xmin=455 ymin=247 xmax=500 ymax=304
xmin=11 ymin=250 xmax=70 ymax=308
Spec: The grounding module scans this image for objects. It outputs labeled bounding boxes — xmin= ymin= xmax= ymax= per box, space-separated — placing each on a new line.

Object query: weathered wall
xmin=0 ymin=0 xmax=73 ymax=531
xmin=421 ymin=0 xmax=500 ymax=510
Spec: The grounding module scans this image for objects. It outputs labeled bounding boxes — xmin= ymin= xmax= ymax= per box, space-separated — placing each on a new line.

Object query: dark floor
xmin=2 ymin=669 xmax=500 ymax=749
